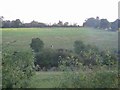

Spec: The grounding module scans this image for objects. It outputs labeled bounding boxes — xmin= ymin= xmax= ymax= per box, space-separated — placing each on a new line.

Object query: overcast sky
xmin=0 ymin=0 xmax=119 ymax=25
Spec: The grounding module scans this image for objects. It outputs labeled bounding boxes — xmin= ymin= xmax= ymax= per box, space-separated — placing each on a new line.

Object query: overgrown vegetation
xmin=30 ymin=38 xmax=118 ymax=71
xmin=57 ymin=66 xmax=118 ymax=88
xmin=2 ymin=51 xmax=34 ymax=88
xmin=2 ymin=28 xmax=118 ymax=88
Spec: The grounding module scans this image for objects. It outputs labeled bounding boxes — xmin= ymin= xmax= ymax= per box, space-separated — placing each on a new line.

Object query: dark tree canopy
xmin=83 ymin=17 xmax=100 ymax=28
xmin=111 ymin=19 xmax=120 ymax=31
xmin=100 ymin=19 xmax=110 ymax=29
xmin=30 ymin=38 xmax=44 ymax=52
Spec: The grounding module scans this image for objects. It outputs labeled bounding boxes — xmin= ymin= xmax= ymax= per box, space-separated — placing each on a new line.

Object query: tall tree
xmin=64 ymin=22 xmax=69 ymax=27
xmin=111 ymin=19 xmax=119 ymax=31
xmin=57 ymin=20 xmax=63 ymax=26
xmin=83 ymin=17 xmax=100 ymax=28
xmin=100 ymin=19 xmax=110 ymax=29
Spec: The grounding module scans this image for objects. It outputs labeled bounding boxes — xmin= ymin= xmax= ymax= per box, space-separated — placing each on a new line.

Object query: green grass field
xmin=2 ymin=27 xmax=118 ymax=52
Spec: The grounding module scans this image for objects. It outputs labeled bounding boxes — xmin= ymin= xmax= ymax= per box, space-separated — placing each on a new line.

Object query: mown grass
xmin=2 ymin=27 xmax=118 ymax=52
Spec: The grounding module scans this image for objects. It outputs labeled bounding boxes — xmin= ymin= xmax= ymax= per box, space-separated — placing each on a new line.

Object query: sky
xmin=0 ymin=0 xmax=119 ymax=25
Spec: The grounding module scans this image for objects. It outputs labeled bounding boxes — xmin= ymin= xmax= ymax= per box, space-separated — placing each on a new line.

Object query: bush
xmin=2 ymin=51 xmax=34 ymax=88
xmin=74 ymin=40 xmax=86 ymax=54
xmin=91 ymin=70 xmax=118 ymax=88
xmin=73 ymin=40 xmax=117 ymax=66
xmin=100 ymin=50 xmax=118 ymax=66
xmin=34 ymin=48 xmax=80 ymax=70
xmin=30 ymin=38 xmax=44 ymax=53
xmin=57 ymin=65 xmax=118 ymax=88
xmin=58 ymin=55 xmax=82 ymax=71
xmin=34 ymin=48 xmax=58 ymax=70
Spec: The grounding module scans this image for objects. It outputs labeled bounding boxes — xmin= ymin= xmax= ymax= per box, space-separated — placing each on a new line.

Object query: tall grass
xmin=57 ymin=65 xmax=118 ymax=88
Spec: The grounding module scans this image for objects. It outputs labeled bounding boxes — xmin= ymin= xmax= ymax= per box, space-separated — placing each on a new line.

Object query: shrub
xmin=73 ymin=40 xmax=117 ymax=66
xmin=91 ymin=70 xmax=118 ymax=88
xmin=57 ymin=65 xmax=118 ymax=88
xmin=34 ymin=48 xmax=58 ymax=70
xmin=100 ymin=50 xmax=118 ymax=66
xmin=34 ymin=48 xmax=80 ymax=70
xmin=58 ymin=55 xmax=82 ymax=71
xmin=74 ymin=40 xmax=85 ymax=54
xmin=30 ymin=38 xmax=44 ymax=53
xmin=2 ymin=51 xmax=34 ymax=88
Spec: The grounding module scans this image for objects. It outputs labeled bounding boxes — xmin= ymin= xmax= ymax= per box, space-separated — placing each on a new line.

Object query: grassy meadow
xmin=2 ymin=27 xmax=118 ymax=52
xmin=1 ymin=27 xmax=118 ymax=88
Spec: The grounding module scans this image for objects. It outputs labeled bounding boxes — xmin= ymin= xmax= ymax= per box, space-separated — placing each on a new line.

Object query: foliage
xmin=2 ymin=19 xmax=22 ymax=28
xmin=73 ymin=40 xmax=117 ymax=66
xmin=58 ymin=64 xmax=118 ymax=88
xmin=2 ymin=51 xmax=34 ymax=88
xmin=58 ymin=55 xmax=82 ymax=71
xmin=100 ymin=19 xmax=110 ymax=29
xmin=83 ymin=17 xmax=100 ymax=28
xmin=34 ymin=48 xmax=79 ymax=70
xmin=91 ymin=70 xmax=118 ymax=88
xmin=2 ymin=27 xmax=118 ymax=88
xmin=111 ymin=19 xmax=119 ymax=31
xmin=33 ymin=39 xmax=117 ymax=70
xmin=34 ymin=48 xmax=58 ymax=70
xmin=83 ymin=17 xmax=119 ymax=31
xmin=74 ymin=40 xmax=100 ymax=65
xmin=74 ymin=40 xmax=85 ymax=54
xmin=30 ymin=38 xmax=44 ymax=53
xmin=100 ymin=50 xmax=118 ymax=66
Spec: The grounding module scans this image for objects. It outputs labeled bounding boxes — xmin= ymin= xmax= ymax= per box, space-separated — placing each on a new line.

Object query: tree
xmin=57 ymin=20 xmax=63 ymax=26
xmin=83 ymin=17 xmax=100 ymax=28
xmin=10 ymin=19 xmax=22 ymax=28
xmin=2 ymin=20 xmax=11 ymax=28
xmin=100 ymin=19 xmax=110 ymax=29
xmin=15 ymin=19 xmax=22 ymax=28
xmin=30 ymin=38 xmax=44 ymax=53
xmin=111 ymin=19 xmax=119 ymax=31
xmin=64 ymin=22 xmax=69 ymax=27
xmin=34 ymin=48 xmax=58 ymax=69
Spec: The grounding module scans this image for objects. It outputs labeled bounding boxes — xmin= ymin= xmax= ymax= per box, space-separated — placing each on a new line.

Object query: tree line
xmin=83 ymin=17 xmax=120 ymax=31
xmin=0 ymin=16 xmax=120 ymax=31
xmin=0 ymin=16 xmax=79 ymax=28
